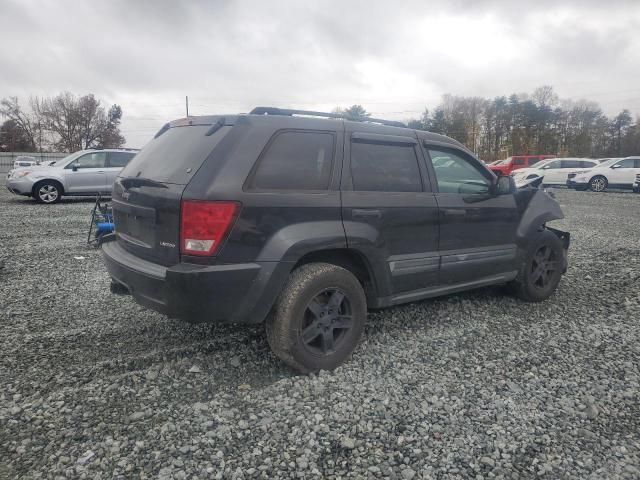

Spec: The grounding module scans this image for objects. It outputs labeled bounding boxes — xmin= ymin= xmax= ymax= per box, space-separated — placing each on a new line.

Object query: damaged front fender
xmin=515 ymin=189 xmax=565 ymax=241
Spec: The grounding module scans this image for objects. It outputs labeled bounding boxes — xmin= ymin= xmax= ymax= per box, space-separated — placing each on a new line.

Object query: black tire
xmin=510 ymin=229 xmax=564 ymax=302
xmin=589 ymin=175 xmax=608 ymax=192
xmin=33 ymin=180 xmax=63 ymax=204
xmin=266 ymin=263 xmax=367 ymax=373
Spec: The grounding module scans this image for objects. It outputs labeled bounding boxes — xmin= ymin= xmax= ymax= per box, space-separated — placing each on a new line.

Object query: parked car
xmin=13 ymin=155 xmax=38 ymax=168
xmin=566 ymin=157 xmax=640 ymax=192
xmin=488 ymin=154 xmax=556 ymax=176
xmin=5 ymin=149 xmax=137 ymax=203
xmin=633 ymin=173 xmax=640 ymax=193
xmin=511 ymin=158 xmax=599 ymax=186
xmin=102 ymin=107 xmax=570 ymax=373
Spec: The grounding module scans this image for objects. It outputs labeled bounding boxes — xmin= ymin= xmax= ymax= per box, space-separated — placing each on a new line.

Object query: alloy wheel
xmin=529 ymin=245 xmax=557 ymax=289
xmin=38 ymin=185 xmax=59 ymax=203
xmin=300 ymin=288 xmax=353 ymax=355
xmin=591 ymin=177 xmax=606 ymax=192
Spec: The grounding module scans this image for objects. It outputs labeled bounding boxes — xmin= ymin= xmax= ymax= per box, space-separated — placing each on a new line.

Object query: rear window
xmin=249 ymin=131 xmax=335 ymax=190
xmin=120 ymin=125 xmax=230 ymax=184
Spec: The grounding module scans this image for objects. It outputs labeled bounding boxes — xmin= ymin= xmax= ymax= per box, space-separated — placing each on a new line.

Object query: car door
xmin=554 ymin=159 xmax=582 ymax=184
xmin=538 ymin=160 xmax=562 ymax=184
xmin=423 ymin=145 xmax=520 ymax=285
xmin=608 ymin=158 xmax=638 ymax=186
xmin=106 ymin=152 xmax=135 ymax=191
xmin=64 ymin=152 xmax=107 ymax=193
xmin=341 ymin=128 xmax=440 ymax=297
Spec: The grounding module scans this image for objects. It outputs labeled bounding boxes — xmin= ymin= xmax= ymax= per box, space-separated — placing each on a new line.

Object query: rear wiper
xmin=120 ymin=177 xmax=168 ymax=189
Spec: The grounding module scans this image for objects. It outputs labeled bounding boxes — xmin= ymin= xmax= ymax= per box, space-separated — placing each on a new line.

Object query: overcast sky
xmin=2 ymin=0 xmax=639 ymax=147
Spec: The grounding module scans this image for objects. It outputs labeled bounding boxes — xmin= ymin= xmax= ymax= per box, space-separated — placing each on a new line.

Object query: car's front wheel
xmin=266 ymin=263 xmax=367 ymax=373
xmin=589 ymin=175 xmax=608 ymax=192
xmin=511 ymin=229 xmax=564 ymax=302
xmin=33 ymin=180 xmax=62 ymax=204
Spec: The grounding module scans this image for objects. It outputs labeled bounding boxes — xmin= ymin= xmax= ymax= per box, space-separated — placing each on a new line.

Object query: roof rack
xmin=249 ymin=107 xmax=406 ymax=128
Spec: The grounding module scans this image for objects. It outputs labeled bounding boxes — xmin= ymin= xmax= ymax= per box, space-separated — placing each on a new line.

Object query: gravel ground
xmin=1 ymin=183 xmax=639 ymax=479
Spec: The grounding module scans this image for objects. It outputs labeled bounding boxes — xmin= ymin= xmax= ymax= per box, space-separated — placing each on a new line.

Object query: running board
xmin=378 ymin=271 xmax=518 ymax=307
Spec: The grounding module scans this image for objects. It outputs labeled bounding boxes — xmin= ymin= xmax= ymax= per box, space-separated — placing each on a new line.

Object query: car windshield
xmin=598 ymin=158 xmax=620 ymax=168
xmin=57 ymin=151 xmax=85 ymax=167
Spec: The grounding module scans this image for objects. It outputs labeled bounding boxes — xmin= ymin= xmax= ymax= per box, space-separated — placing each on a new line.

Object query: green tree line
xmin=338 ymin=86 xmax=640 ymax=160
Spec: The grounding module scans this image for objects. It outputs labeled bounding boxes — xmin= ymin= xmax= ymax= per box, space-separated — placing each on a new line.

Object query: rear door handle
xmin=352 ymin=208 xmax=382 ymax=219
xmin=443 ymin=209 xmax=466 ymax=216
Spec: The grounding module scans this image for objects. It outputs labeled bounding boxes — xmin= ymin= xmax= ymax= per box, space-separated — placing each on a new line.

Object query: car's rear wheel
xmin=589 ymin=175 xmax=608 ymax=192
xmin=266 ymin=263 xmax=367 ymax=373
xmin=510 ymin=229 xmax=564 ymax=302
xmin=33 ymin=180 xmax=62 ymax=204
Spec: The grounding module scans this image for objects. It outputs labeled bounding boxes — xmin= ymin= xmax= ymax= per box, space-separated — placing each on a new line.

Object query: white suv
xmin=6 ymin=149 xmax=137 ymax=204
xmin=567 ymin=157 xmax=640 ymax=192
xmin=512 ymin=158 xmax=599 ymax=186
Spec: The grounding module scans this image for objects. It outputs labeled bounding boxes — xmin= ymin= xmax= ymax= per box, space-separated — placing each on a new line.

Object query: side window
xmin=250 ymin=131 xmax=334 ymax=190
xmin=66 ymin=152 xmax=106 ymax=169
xmin=635 ymin=159 xmax=640 ymax=168
xmin=580 ymin=161 xmax=596 ymax=168
xmin=528 ymin=157 xmax=541 ymax=166
xmin=543 ymin=161 xmax=561 ymax=170
xmin=350 ymin=141 xmax=422 ymax=192
xmin=108 ymin=152 xmax=135 ymax=168
xmin=613 ymin=159 xmax=635 ymax=168
xmin=428 ymin=148 xmax=491 ymax=194
xmin=513 ymin=157 xmax=525 ymax=165
xmin=561 ymin=160 xmax=581 ymax=168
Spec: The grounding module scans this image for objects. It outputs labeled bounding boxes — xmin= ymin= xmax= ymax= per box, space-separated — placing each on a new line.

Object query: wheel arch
xmin=292 ymin=248 xmax=378 ymax=304
xmin=32 ymin=178 xmax=65 ymax=197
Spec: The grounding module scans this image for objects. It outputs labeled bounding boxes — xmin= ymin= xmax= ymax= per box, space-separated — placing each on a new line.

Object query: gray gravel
xmin=1 ymin=184 xmax=639 ymax=479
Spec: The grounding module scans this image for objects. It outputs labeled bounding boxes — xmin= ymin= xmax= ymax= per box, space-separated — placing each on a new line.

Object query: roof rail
xmin=249 ymin=107 xmax=406 ymax=128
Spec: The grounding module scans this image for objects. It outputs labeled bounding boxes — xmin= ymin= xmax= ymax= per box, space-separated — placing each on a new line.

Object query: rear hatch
xmin=112 ymin=118 xmax=232 ymax=266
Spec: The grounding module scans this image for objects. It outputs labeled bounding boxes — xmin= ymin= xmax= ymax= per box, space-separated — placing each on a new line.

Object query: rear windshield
xmin=119 ymin=125 xmax=230 ymax=185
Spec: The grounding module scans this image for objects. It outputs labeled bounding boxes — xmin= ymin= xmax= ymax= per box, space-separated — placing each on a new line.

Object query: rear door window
xmin=561 ymin=160 xmax=581 ymax=168
xmin=249 ymin=131 xmax=335 ymax=190
xmin=350 ymin=141 xmax=422 ymax=192
xmin=108 ymin=152 xmax=135 ymax=168
xmin=513 ymin=157 xmax=525 ymax=165
xmin=120 ymin=125 xmax=231 ymax=185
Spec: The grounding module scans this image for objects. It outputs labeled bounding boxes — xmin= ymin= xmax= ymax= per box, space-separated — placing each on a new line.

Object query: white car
xmin=511 ymin=158 xmax=599 ymax=186
xmin=13 ymin=155 xmax=39 ymax=168
xmin=568 ymin=157 xmax=640 ymax=192
xmin=6 ymin=149 xmax=137 ymax=204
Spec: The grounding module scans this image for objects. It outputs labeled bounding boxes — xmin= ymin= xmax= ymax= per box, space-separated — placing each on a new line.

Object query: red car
xmin=489 ymin=155 xmax=556 ymax=176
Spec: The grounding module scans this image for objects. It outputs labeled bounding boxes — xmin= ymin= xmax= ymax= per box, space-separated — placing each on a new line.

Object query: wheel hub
xmin=301 ymin=289 xmax=353 ymax=356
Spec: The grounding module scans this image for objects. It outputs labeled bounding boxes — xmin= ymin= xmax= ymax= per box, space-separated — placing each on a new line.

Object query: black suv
xmin=102 ymin=107 xmax=570 ymax=373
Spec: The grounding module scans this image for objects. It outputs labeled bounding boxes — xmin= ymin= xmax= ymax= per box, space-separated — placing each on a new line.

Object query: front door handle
xmin=352 ymin=208 xmax=382 ymax=219
xmin=443 ymin=209 xmax=466 ymax=216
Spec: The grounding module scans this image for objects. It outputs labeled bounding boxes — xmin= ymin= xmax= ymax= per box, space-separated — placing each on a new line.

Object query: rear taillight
xmin=180 ymin=200 xmax=239 ymax=256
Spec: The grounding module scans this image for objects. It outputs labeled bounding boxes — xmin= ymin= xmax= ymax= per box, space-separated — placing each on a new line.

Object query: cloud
xmin=1 ymin=0 xmax=639 ymax=147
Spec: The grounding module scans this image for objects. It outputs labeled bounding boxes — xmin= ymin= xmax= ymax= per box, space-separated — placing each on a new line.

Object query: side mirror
xmin=492 ymin=175 xmax=515 ymax=195
xmin=72 ymin=165 xmax=78 ymax=172
xmin=611 ymin=164 xmax=621 ymax=169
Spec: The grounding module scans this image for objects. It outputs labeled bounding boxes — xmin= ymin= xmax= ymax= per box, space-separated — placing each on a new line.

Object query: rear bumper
xmin=102 ymin=240 xmax=290 ymax=324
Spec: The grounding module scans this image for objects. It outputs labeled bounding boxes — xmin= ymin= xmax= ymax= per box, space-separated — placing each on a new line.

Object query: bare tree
xmin=0 ymin=96 xmax=45 ymax=151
